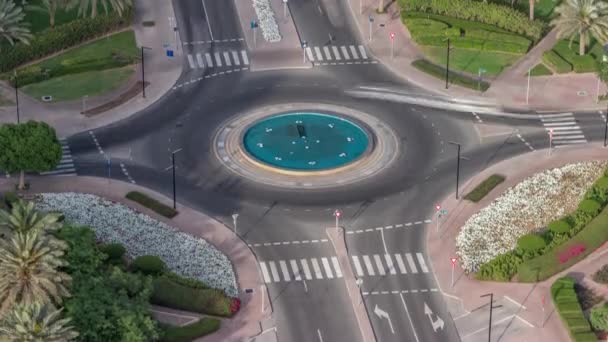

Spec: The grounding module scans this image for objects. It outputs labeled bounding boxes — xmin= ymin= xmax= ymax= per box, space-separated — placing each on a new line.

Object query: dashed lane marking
xmin=362 ymin=288 xmax=439 ymax=296
xmin=516 ymin=133 xmax=535 ymax=151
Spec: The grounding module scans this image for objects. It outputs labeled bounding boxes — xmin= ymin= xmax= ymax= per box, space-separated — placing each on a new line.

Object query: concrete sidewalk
xmin=0 ymin=176 xmax=271 ymax=342
xmin=346 ymin=0 xmax=608 ymax=113
xmin=0 ymin=0 xmax=182 ymax=137
xmin=427 ymin=144 xmax=608 ymax=342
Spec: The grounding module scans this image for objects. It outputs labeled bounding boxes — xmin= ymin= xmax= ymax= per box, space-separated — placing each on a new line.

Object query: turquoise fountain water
xmin=243 ymin=112 xmax=370 ymax=171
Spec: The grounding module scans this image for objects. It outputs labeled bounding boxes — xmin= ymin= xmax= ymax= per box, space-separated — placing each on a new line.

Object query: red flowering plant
xmin=558 ymin=243 xmax=586 ymax=264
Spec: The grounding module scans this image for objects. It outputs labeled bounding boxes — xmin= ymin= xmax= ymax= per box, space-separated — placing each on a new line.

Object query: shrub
xmin=100 ymin=243 xmax=126 ymax=262
xmin=3 ymin=192 xmax=19 ymax=208
xmin=578 ymin=199 xmax=601 ymax=216
xmin=517 ymin=234 xmax=546 ymax=253
xmin=151 ymin=277 xmax=235 ymax=317
xmin=125 ymin=191 xmax=178 ymax=218
xmin=548 ymin=219 xmax=571 ymax=235
xmin=131 ymin=255 xmax=166 ymax=275
xmin=593 ymin=265 xmax=608 ymax=284
xmin=412 ymin=59 xmax=490 ymax=91
xmin=475 ymin=251 xmax=522 ymax=281
xmin=464 ymin=174 xmax=505 ymax=202
xmin=405 ymin=18 xmax=449 ymax=35
xmin=551 ymin=277 xmax=595 ymax=341
xmin=161 ymin=272 xmax=209 ymax=289
xmin=542 ymin=50 xmax=572 ymax=73
xmin=398 ymin=0 xmax=545 ymax=40
xmin=585 ymin=176 xmax=608 ymax=205
xmin=0 ymin=10 xmax=133 ymax=73
xmin=590 ymin=304 xmax=608 ymax=332
xmin=160 ymin=318 xmax=220 ymax=342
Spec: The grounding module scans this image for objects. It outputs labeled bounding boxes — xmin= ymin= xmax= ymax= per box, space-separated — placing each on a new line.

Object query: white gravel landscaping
xmin=35 ymin=193 xmax=238 ymax=297
xmin=253 ymin=0 xmax=282 ymax=42
xmin=456 ymin=161 xmax=608 ymax=273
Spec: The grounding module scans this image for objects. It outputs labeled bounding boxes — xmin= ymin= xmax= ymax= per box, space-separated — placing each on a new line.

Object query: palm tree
xmin=0 ymin=200 xmax=61 ymax=234
xmin=0 ymin=230 xmax=71 ymax=317
xmin=0 ymin=0 xmax=32 ymax=46
xmin=68 ymin=0 xmax=132 ymax=18
xmin=529 ymin=0 xmax=537 ymax=20
xmin=0 ymin=303 xmax=78 ymax=341
xmin=32 ymin=0 xmax=70 ymax=28
xmin=551 ymin=0 xmax=608 ymax=56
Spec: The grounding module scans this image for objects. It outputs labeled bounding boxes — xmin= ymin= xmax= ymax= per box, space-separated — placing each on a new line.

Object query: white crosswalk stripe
xmin=260 ymin=261 xmax=271 ymax=283
xmin=205 ymin=53 xmax=213 ymax=67
xmin=416 ymin=253 xmax=429 ymax=273
xmin=341 ymin=46 xmax=351 ymax=60
xmin=331 ymin=257 xmax=343 ymax=278
xmin=321 ymin=257 xmax=334 ymax=279
xmin=279 ymin=260 xmax=291 ymax=281
xmin=223 ymin=52 xmax=232 ymax=66
xmin=214 ymin=52 xmax=222 ymax=67
xmin=349 ymin=45 xmax=359 ymax=59
xmin=187 ymin=54 xmax=196 ymax=68
xmin=405 ymin=253 xmax=418 ymax=274
xmin=358 ymin=45 xmax=368 ymax=59
xmin=384 ymin=254 xmax=397 ymax=275
xmin=241 ymin=50 xmax=249 ymax=65
xmin=395 ymin=254 xmax=407 ymax=274
xmin=352 ymin=256 xmax=365 ymax=277
xmin=362 ymin=255 xmax=375 ymax=276
xmin=311 ymin=258 xmax=323 ymax=279
xmin=540 ymin=113 xmax=587 ymax=147
xmin=269 ymin=261 xmax=280 ymax=282
xmin=373 ymin=254 xmax=386 ymax=275
xmin=323 ymin=46 xmax=332 ymax=60
xmin=290 ymin=259 xmax=302 ymax=281
xmin=196 ymin=53 xmax=204 ymax=68
xmin=314 ymin=46 xmax=323 ymax=61
xmin=306 ymin=47 xmax=314 ymax=61
xmin=41 ymin=139 xmax=77 ymax=176
xmin=332 ymin=46 xmax=341 ymax=60
xmin=300 ymin=259 xmax=312 ymax=280
xmin=232 ymin=51 xmax=240 ymax=65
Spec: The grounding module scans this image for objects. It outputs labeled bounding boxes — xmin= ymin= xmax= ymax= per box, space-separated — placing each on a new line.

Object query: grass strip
xmin=159 ymin=318 xmax=221 ymax=342
xmin=464 ymin=174 xmax=505 ymax=202
xmin=529 ymin=63 xmax=552 ymax=76
xmin=412 ymin=59 xmax=490 ymax=91
xmin=125 ymin=191 xmax=178 ymax=218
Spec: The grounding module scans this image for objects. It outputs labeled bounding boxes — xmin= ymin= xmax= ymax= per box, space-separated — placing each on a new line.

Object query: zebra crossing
xmin=259 ymin=252 xmax=429 ymax=283
xmin=540 ymin=113 xmax=587 ymax=148
xmin=40 ymin=138 xmax=76 ymax=176
xmin=186 ymin=50 xmax=249 ymax=70
xmin=305 ymin=44 xmax=373 ymax=65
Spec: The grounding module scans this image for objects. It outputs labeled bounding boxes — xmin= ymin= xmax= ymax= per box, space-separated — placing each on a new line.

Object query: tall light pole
xmin=390 ymin=32 xmax=395 ymax=59
xmin=167 ymin=148 xmax=182 ymax=209
xmin=368 ymin=15 xmax=374 ymax=42
xmin=333 ymin=209 xmax=341 ymax=228
xmin=604 ymin=107 xmax=607 ymax=147
xmin=526 ymin=67 xmax=531 ymax=105
xmin=445 ymin=38 xmax=451 ymax=89
xmin=448 ymin=141 xmax=462 ymax=199
xmin=140 ymin=46 xmax=151 ymax=98
xmin=480 ymin=293 xmax=502 ymax=342
xmin=302 ymin=41 xmax=308 ymax=64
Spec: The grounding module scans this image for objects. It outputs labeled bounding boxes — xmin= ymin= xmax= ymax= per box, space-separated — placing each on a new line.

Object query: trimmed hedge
xmin=552 ymin=40 xmax=599 ymax=73
xmin=517 ymin=234 xmax=546 ymax=253
xmin=0 ymin=10 xmax=133 ymax=73
xmin=131 ymin=255 xmax=166 ymax=275
xmin=578 ymin=199 xmax=601 ymax=216
xmin=542 ymin=50 xmax=572 ymax=74
xmin=162 ymin=272 xmax=210 ymax=290
xmin=518 ymin=205 xmax=608 ymax=282
xmin=548 ymin=219 xmax=571 ymax=235
xmin=551 ymin=277 xmax=596 ymax=342
xmin=100 ymin=243 xmax=126 ymax=262
xmin=160 ymin=318 xmax=221 ymax=342
xmin=412 ymin=59 xmax=490 ymax=91
xmin=125 ymin=191 xmax=178 ymax=218
xmin=464 ymin=174 xmax=505 ymax=202
xmin=398 ymin=0 xmax=545 ymax=40
xmin=529 ymin=63 xmax=552 ymax=76
xmin=151 ymin=277 xmax=234 ymax=317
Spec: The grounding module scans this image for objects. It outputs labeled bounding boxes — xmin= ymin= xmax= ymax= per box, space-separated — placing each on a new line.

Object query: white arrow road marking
xmin=373 ymin=305 xmax=394 ymax=334
xmin=424 ymin=303 xmax=445 ymax=332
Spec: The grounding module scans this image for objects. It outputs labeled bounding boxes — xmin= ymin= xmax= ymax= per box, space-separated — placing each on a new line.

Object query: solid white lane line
xmin=223 ymin=52 xmax=232 ymax=66
xmin=362 ymin=255 xmax=375 ymax=276
xmin=405 ymin=253 xmax=418 ymax=274
xmin=201 ymin=0 xmax=214 ymax=41
xmin=279 ymin=260 xmax=291 ymax=281
xmin=306 ymin=47 xmax=314 ymax=61
xmin=187 ymin=54 xmax=196 ymax=68
xmin=314 ymin=46 xmax=323 ymax=61
xmin=373 ymin=254 xmax=386 ymax=275
xmin=416 ymin=253 xmax=429 ymax=273
xmin=395 ymin=254 xmax=407 ymax=274
xmin=260 ymin=262 xmax=271 ymax=283
xmin=300 ymin=259 xmax=312 ymax=280
xmin=331 ymin=257 xmax=343 ymax=278
xmin=196 ymin=53 xmax=204 ymax=68
xmin=205 ymin=53 xmax=213 ymax=67
xmin=352 ymin=256 xmax=365 ymax=277
xmin=349 ymin=45 xmax=359 ymax=59
xmin=241 ymin=50 xmax=250 ymax=65
xmin=358 ymin=45 xmax=368 ymax=59
xmin=214 ymin=52 xmax=222 ymax=67
xmin=323 ymin=46 xmax=332 ymax=60
xmin=332 ymin=46 xmax=341 ymax=60
xmin=341 ymin=46 xmax=351 ymax=59
xmin=311 ymin=258 xmax=323 ymax=279
xmin=290 ymin=260 xmax=302 ymax=281
xmin=269 ymin=261 xmax=280 ymax=282
xmin=321 ymin=257 xmax=334 ymax=279
xmin=400 ymin=293 xmax=420 ymax=342
xmin=384 ymin=254 xmax=397 ymax=275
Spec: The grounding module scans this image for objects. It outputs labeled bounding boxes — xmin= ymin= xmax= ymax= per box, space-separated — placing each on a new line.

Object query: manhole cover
xmin=577 ymin=91 xmax=588 ymax=97
xmin=41 ymin=95 xmax=53 ymax=102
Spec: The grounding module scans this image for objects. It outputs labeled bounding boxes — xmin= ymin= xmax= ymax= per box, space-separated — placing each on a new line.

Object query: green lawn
xmin=22 ymin=67 xmax=134 ymax=102
xmin=529 ymin=63 xmax=553 ymax=76
xmin=420 ymin=46 xmax=522 ymax=76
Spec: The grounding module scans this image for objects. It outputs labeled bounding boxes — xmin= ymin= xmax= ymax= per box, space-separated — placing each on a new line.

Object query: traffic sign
xmin=334 ymin=209 xmax=341 ymax=218
xmin=450 ymin=257 xmax=457 ymax=266
xmin=166 ymin=49 xmax=174 ymax=58
xmin=250 ymin=20 xmax=257 ymax=29
xmin=368 ymin=15 xmax=374 ymax=22
xmin=390 ymin=32 xmax=395 ymax=40
xmin=435 ymin=204 xmax=441 ymax=211
xmin=440 ymin=209 xmax=448 ymax=215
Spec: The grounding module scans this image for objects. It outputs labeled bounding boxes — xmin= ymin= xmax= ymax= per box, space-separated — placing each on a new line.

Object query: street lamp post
xmin=302 ymin=41 xmax=308 ymax=64
xmin=168 ymin=148 xmax=183 ymax=209
xmin=368 ymin=15 xmax=374 ymax=42
xmin=141 ymin=46 xmax=152 ymax=98
xmin=333 ymin=209 xmax=341 ymax=228
xmin=448 ymin=141 xmax=462 ymax=199
xmin=390 ymin=32 xmax=395 ymax=59
xmin=445 ymin=38 xmax=451 ymax=89
xmin=480 ymin=293 xmax=502 ymax=342
xmin=526 ymin=67 xmax=531 ymax=105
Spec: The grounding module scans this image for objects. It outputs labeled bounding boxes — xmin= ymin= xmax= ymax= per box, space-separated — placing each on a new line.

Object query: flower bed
xmin=253 ymin=0 xmax=281 ymax=42
xmin=35 ymin=193 xmax=238 ymax=297
xmin=456 ymin=161 xmax=607 ymax=273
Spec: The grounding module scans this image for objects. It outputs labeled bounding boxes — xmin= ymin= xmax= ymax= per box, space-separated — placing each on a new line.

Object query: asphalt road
xmin=60 ymin=1 xmax=608 ymax=342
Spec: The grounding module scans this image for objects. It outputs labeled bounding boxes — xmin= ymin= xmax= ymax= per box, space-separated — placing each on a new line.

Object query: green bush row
xmin=412 ymin=59 xmax=490 ymax=91
xmin=414 ymin=35 xmax=529 ymax=53
xmin=551 ymin=277 xmax=596 ymax=342
xmin=542 ymin=50 xmax=572 ymax=74
xmin=398 ymin=0 xmax=545 ymax=40
xmin=0 ymin=10 xmax=132 ymax=73
xmin=151 ymin=277 xmax=233 ymax=317
xmin=125 ymin=191 xmax=178 ymax=218
xmin=131 ymin=255 xmax=166 ymax=276
xmin=160 ymin=318 xmax=221 ymax=342
xmin=552 ymin=40 xmax=599 ymax=73
xmin=464 ymin=174 xmax=505 ymax=202
xmin=465 ymin=29 xmax=531 ymax=46
xmin=404 ymin=12 xmax=512 ymax=34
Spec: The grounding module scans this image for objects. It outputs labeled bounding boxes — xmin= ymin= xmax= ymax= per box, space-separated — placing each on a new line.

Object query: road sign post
xmin=541 ymin=295 xmax=546 ymax=327
xmin=526 ymin=67 xmax=531 ymax=104
xmin=250 ymin=20 xmax=257 ymax=48
xmin=390 ymin=32 xmax=395 ymax=59
xmin=450 ymin=257 xmax=457 ymax=288
xmin=368 ymin=16 xmax=374 ymax=42
xmin=302 ymin=41 xmax=308 ymax=64
xmin=232 ymin=213 xmax=239 ymax=234
xmin=478 ymin=68 xmax=486 ymax=91
xmin=435 ymin=204 xmax=441 ymax=233
xmin=283 ymin=0 xmax=288 ymax=18
xmin=333 ymin=209 xmax=341 ymax=228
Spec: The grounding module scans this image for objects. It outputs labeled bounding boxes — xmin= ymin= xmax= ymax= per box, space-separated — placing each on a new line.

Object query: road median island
xmin=326 ymin=227 xmax=376 ymax=342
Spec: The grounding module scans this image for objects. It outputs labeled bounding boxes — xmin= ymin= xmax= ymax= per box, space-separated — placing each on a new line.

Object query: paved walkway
xmin=0 ymin=176 xmax=271 ymax=342
xmin=427 ymin=143 xmax=608 ymax=342
xmin=0 ymin=0 xmax=182 ymax=137
xmin=347 ymin=0 xmax=608 ymax=112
